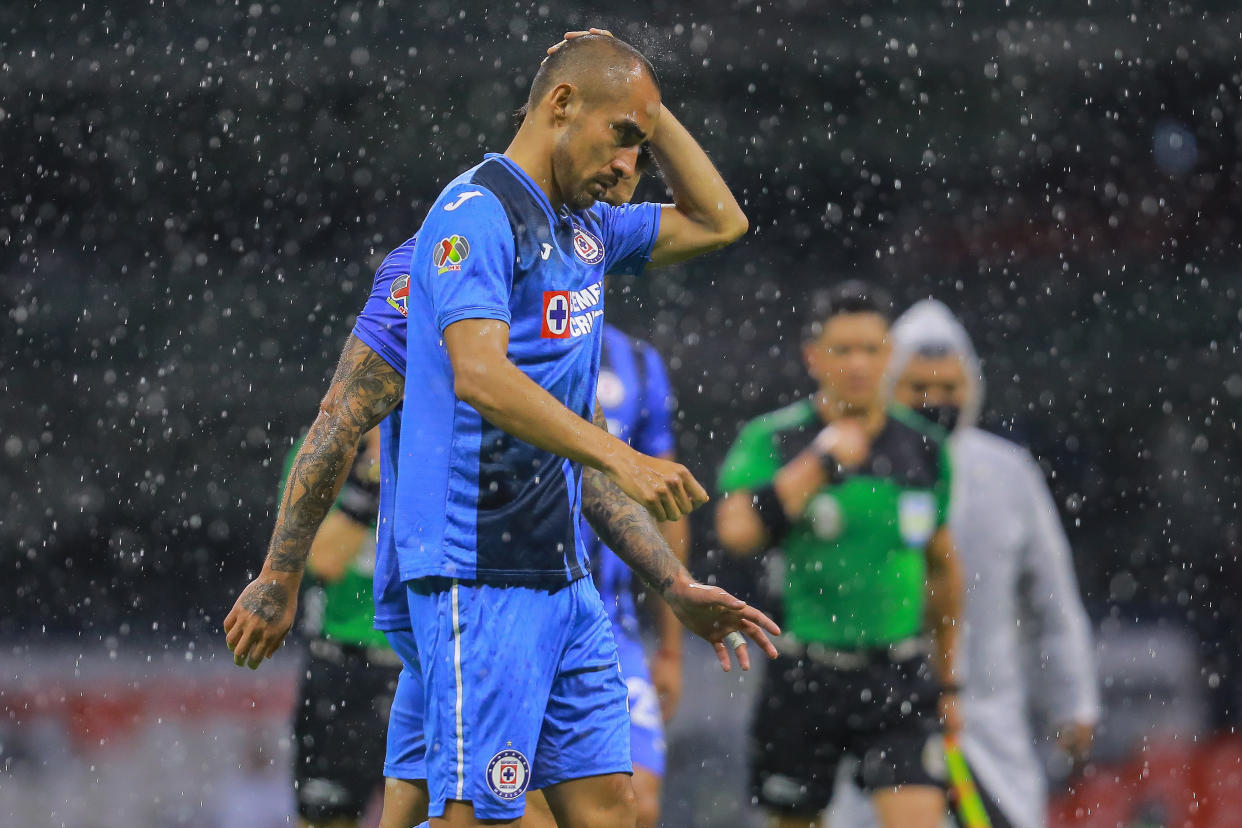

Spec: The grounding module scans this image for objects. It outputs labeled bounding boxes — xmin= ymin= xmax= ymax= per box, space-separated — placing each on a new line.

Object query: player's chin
xmin=568 ymin=189 xmax=599 ymax=210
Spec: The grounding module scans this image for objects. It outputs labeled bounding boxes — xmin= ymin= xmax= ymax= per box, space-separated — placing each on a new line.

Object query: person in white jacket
xmin=830 ymin=299 xmax=1099 ymax=828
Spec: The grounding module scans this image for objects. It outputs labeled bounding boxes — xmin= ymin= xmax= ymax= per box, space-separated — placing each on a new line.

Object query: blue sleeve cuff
xmin=351 ymin=322 xmax=408 ymax=378
xmin=436 ymin=306 xmax=512 ymax=333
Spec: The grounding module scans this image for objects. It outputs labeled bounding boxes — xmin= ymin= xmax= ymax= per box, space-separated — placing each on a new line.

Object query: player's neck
xmin=814 ymin=391 xmax=885 ymax=434
xmin=505 ymin=126 xmax=564 ymax=209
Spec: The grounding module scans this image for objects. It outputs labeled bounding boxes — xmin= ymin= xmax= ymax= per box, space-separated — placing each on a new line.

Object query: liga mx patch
xmin=542 ymin=291 xmax=571 ymax=338
xmin=433 ymin=234 xmax=470 ymax=274
xmin=572 ymin=227 xmax=605 ymax=265
xmin=485 ymin=748 xmax=530 ymax=799
xmin=386 ymin=273 xmax=410 ymax=317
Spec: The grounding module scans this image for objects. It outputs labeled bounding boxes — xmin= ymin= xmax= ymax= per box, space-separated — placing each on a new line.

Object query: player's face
xmin=895 ymin=355 xmax=968 ymax=408
xmin=553 ymin=76 xmax=659 ymax=210
xmin=803 ymin=313 xmax=891 ymax=410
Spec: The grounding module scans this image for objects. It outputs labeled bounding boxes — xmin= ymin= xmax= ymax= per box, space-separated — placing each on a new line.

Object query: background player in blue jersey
xmin=226 ymin=29 xmax=779 ymax=828
xmin=589 ymin=320 xmax=688 ymax=828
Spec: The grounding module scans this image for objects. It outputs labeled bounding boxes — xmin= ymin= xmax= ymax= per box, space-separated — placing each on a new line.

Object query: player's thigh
xmin=630 ymin=767 xmax=661 ymax=828
xmin=869 ymin=785 xmax=946 ymax=828
xmin=529 ymin=579 xmax=632 ymax=794
xmin=541 ymin=772 xmax=636 ymax=828
xmin=408 ymin=581 xmax=567 ymax=822
xmin=519 ymin=790 xmax=558 ymax=828
xmin=379 ymin=777 xmax=428 ymax=828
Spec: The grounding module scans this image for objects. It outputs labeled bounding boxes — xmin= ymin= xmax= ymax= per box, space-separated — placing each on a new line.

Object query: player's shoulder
xmin=426 ymin=164 xmax=508 ymax=217
xmin=738 ymin=398 xmax=817 ymax=441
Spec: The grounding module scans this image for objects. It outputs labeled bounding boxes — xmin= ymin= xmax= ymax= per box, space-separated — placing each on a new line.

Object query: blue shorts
xmin=405 ymin=576 xmax=631 ymax=820
xmin=614 ymin=628 xmax=666 ymax=777
xmin=383 ymin=630 xmax=427 ymax=781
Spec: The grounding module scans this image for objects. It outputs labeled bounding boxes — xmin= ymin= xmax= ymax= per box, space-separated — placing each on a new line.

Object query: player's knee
xmin=634 ymin=792 xmax=659 ymax=828
xmin=592 ymin=775 xmax=637 ymax=828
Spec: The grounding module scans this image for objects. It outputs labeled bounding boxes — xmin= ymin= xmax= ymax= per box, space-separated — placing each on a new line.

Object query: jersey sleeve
xmin=415 ymin=186 xmax=516 ymax=332
xmin=718 ymin=419 xmax=782 ymax=493
xmin=352 ymin=242 xmax=414 ymax=377
xmin=597 ymin=202 xmax=662 ymax=276
xmin=634 ymin=342 xmax=676 ymax=457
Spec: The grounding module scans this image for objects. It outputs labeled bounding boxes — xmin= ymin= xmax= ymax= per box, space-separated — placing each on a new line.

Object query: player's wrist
xmin=660 ymin=567 xmax=694 ymax=601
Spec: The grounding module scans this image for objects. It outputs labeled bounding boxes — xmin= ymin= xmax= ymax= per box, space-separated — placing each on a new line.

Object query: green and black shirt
xmin=718 ymin=400 xmax=952 ymax=648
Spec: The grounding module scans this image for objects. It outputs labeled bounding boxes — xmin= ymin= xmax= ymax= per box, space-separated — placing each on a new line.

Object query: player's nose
xmin=610 ymin=146 xmax=639 ymax=180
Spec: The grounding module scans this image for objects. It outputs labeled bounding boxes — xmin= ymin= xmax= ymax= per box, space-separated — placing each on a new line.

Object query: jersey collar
xmin=486 ymin=153 xmax=564 ymax=228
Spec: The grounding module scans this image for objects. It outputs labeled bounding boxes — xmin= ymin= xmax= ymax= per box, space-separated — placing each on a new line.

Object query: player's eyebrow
xmin=613 ymin=119 xmax=647 ymax=144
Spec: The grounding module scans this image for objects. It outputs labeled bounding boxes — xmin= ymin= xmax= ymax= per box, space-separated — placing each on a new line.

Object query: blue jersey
xmin=583 ymin=324 xmax=676 ymax=634
xmin=354 ymin=153 xmax=661 ymax=600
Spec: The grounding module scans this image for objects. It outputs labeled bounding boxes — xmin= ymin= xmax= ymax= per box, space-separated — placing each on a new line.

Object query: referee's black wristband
xmin=336 ymin=479 xmax=379 ymax=525
xmin=940 ymin=682 xmax=963 ymax=695
xmin=816 ymin=449 xmax=846 ymax=486
xmin=751 ymin=484 xmax=792 ymax=544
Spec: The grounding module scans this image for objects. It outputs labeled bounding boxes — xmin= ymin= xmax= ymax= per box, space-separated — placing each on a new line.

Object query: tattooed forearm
xmin=582 ymin=402 xmax=687 ymax=595
xmin=240 ymin=580 xmax=291 ymax=623
xmin=265 ymin=334 xmax=404 ymax=573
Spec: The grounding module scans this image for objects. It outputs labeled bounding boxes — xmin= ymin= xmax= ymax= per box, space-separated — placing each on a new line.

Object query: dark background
xmin=4 ymin=0 xmax=1241 ymax=718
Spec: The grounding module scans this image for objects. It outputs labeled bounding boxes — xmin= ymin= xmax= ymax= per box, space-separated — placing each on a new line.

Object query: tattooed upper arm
xmin=265 ymin=335 xmax=403 ymax=573
xmin=321 ymin=334 xmax=405 ymax=431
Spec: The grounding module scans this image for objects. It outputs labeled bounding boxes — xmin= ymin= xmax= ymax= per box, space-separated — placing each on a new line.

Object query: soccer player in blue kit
xmin=225 ymin=31 xmax=779 ymax=828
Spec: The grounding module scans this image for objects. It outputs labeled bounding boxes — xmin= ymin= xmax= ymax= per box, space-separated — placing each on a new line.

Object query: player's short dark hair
xmin=526 ymin=34 xmax=660 ymax=110
xmin=802 ymin=280 xmax=893 ymax=342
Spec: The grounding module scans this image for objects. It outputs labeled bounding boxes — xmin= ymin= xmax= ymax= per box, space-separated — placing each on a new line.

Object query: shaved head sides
xmin=527 ymin=34 xmax=660 ymax=111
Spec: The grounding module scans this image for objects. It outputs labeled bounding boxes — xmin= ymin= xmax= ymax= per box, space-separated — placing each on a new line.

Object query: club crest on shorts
xmin=486 ymin=748 xmax=530 ymax=799
xmin=572 ymin=227 xmax=605 ymax=265
xmin=542 ymin=290 xmax=571 ymax=339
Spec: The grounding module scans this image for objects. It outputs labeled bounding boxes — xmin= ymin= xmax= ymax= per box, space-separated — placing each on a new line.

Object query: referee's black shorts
xmin=293 ymin=638 xmax=401 ymax=822
xmin=750 ymin=646 xmax=947 ymax=815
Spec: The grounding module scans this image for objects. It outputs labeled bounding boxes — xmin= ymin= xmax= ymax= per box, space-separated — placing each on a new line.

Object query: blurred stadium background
xmin=4 ymin=1 xmax=1242 ymax=825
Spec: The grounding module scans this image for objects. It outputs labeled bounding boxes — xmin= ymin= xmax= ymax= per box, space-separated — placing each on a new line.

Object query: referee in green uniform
xmin=284 ymin=429 xmax=401 ymax=828
xmin=715 ymin=281 xmax=964 ymax=828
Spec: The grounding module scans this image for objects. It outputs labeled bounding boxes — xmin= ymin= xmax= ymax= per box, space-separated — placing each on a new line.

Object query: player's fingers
xmin=588 ymin=28 xmax=614 ymax=37
xmin=223 ymin=608 xmax=237 ymax=634
xmin=225 ymin=617 xmax=246 ymax=652
xmin=713 ymin=640 xmax=732 ymax=673
xmin=655 ymin=486 xmax=679 ymax=522
xmin=231 ymin=628 xmax=255 ymax=667
xmin=741 ymin=603 xmax=782 ymax=637
xmin=739 ymin=618 xmax=779 ymax=661
xmin=683 ymin=472 xmax=710 ymax=507
xmin=734 ymin=640 xmax=751 ymax=672
xmin=667 ymin=476 xmax=693 ymax=517
xmin=561 ymin=30 xmax=593 ymax=40
xmin=546 ymin=39 xmax=568 ymax=55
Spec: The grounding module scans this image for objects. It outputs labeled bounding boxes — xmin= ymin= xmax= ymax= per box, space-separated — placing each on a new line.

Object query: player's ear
xmin=548 ymin=82 xmax=576 ymax=123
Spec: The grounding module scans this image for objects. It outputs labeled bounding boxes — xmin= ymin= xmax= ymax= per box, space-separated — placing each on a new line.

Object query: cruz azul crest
xmin=572 ymin=228 xmax=604 ymax=265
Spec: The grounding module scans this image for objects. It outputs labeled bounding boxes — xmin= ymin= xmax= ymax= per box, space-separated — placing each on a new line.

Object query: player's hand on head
xmin=546 ymin=27 xmax=615 ymax=57
xmin=609 ymin=451 xmax=709 ymax=522
xmin=223 ymin=575 xmax=299 ymax=670
xmin=664 ymin=579 xmax=781 ymax=673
